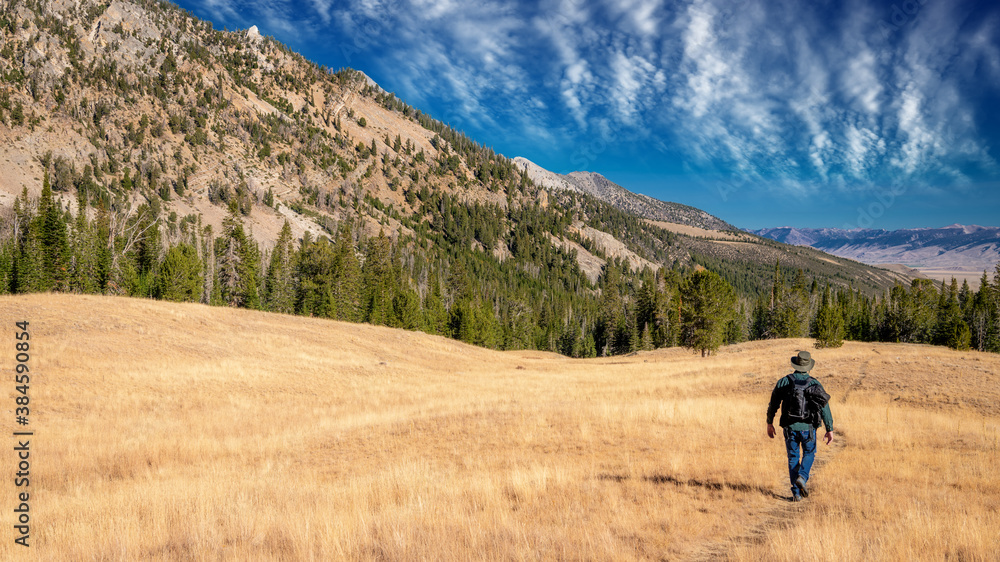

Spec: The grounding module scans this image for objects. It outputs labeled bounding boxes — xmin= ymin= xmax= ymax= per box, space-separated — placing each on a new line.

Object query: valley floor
xmin=1 ymin=294 xmax=998 ymax=560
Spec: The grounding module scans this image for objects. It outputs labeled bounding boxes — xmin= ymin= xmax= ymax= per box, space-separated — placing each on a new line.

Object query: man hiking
xmin=766 ymin=350 xmax=833 ymax=502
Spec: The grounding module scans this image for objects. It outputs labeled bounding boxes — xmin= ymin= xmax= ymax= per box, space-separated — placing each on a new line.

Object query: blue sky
xmin=173 ymin=0 xmax=1000 ymax=230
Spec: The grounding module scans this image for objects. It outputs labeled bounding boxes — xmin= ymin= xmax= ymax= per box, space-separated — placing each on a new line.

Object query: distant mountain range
xmin=752 ymin=225 xmax=1000 ymax=276
xmin=513 ymin=157 xmax=736 ymax=231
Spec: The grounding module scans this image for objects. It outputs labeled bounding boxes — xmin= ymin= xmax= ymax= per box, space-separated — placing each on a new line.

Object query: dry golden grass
xmin=1 ymin=293 xmax=998 ymax=560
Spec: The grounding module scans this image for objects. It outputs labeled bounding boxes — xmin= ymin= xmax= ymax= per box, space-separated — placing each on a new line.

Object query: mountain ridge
xmin=752 ymin=225 xmax=1000 ymax=275
xmin=513 ymin=156 xmax=737 ymax=232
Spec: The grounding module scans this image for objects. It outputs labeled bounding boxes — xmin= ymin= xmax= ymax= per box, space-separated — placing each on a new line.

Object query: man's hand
xmin=824 ymin=431 xmax=833 ymax=445
xmin=767 ymin=423 xmax=776 ymax=439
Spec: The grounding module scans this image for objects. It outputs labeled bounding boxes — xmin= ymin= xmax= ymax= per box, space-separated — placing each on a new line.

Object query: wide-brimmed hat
xmin=791 ymin=351 xmax=815 ymax=371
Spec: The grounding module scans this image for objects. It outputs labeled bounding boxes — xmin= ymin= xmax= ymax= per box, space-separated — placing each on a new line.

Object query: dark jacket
xmin=767 ymin=372 xmax=834 ymax=431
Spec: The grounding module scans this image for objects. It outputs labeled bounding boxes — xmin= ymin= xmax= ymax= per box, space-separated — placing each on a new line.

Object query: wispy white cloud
xmin=662 ymin=0 xmax=999 ymax=195
xmin=604 ymin=0 xmax=664 ymax=38
xmin=609 ymin=51 xmax=661 ymax=124
xmin=203 ymin=0 xmax=243 ymax=26
xmin=842 ymin=49 xmax=882 ymax=116
xmin=845 ymin=123 xmax=886 ymax=176
xmin=190 ymin=0 xmax=1000 ymax=199
xmin=308 ymin=0 xmax=333 ymax=25
xmin=534 ymin=0 xmax=599 ymax=128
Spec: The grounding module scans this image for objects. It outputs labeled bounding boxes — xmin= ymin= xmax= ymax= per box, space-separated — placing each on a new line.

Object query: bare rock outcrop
xmin=514 ymin=156 xmax=736 ymax=231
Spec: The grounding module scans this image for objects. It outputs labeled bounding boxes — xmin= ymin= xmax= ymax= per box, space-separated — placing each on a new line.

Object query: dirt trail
xmin=841 ymin=354 xmax=876 ymax=404
xmin=688 ymin=431 xmax=847 ymax=561
xmin=688 ymin=362 xmax=855 ymax=562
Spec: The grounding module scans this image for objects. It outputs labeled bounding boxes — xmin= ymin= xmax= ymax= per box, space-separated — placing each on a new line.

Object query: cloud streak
xmin=178 ymin=0 xmax=1000 ymax=203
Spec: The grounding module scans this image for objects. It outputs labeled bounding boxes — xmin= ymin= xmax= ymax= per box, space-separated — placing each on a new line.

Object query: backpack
xmin=784 ymin=375 xmax=830 ymax=424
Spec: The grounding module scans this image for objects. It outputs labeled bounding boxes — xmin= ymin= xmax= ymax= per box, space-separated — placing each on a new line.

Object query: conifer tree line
xmin=0 ymin=161 xmax=734 ymax=356
xmin=2 ymin=171 xmax=998 ymax=356
xmin=747 ymin=262 xmax=1000 ymax=352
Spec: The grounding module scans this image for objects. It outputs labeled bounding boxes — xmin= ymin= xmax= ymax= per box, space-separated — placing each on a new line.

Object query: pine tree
xmin=750 ymin=296 xmax=770 ymax=340
xmin=885 ymin=283 xmax=911 ymax=342
xmin=774 ymin=272 xmax=809 ymax=338
xmin=362 ymin=230 xmax=396 ymax=325
xmin=392 ymin=286 xmax=422 ymax=330
xmin=129 ymin=205 xmax=160 ymax=297
xmin=725 ymin=302 xmax=746 ymax=345
xmin=447 ymin=258 xmax=471 ymax=305
xmin=217 ymin=203 xmax=260 ymax=308
xmin=933 ymin=278 xmax=971 ymax=350
xmin=640 ymin=322 xmax=653 ymax=351
xmin=0 ymin=237 xmax=14 ymax=294
xmin=155 ymin=243 xmax=203 ymax=302
xmin=958 ymin=278 xmax=972 ymax=312
xmin=450 ymin=298 xmax=473 ymax=342
xmin=34 ymin=170 xmax=71 ymax=291
xmin=990 ymin=263 xmax=1000 ymax=352
xmin=11 ymin=188 xmax=39 ymax=293
xmin=843 ymin=287 xmax=874 ymax=342
xmin=296 ymin=237 xmax=336 ymax=317
xmin=89 ymin=204 xmax=113 ymax=293
xmin=557 ymin=323 xmax=579 ymax=357
xmin=909 ymin=279 xmax=939 ymax=343
xmin=104 ymin=199 xmax=158 ymax=296
xmin=201 ymin=223 xmax=215 ymax=304
xmin=814 ymin=285 xmax=844 ymax=348
xmin=581 ymin=330 xmax=597 ymax=358
xmin=595 ymin=263 xmax=624 ymax=355
xmin=680 ymin=269 xmax=736 ymax=357
xmin=457 ymin=299 xmax=501 ymax=348
xmin=69 ymin=189 xmax=102 ymax=294
xmin=635 ymin=272 xmax=657 ymax=333
xmin=263 ymin=220 xmax=295 ymax=313
xmin=328 ymin=223 xmax=362 ymax=322
xmin=969 ymin=271 xmax=995 ymax=352
xmin=501 ymin=298 xmax=534 ymax=350
xmin=422 ymin=276 xmax=449 ymax=336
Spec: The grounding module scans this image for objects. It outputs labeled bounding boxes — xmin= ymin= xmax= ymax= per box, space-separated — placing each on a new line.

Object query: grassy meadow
xmin=1 ymin=293 xmax=998 ymax=560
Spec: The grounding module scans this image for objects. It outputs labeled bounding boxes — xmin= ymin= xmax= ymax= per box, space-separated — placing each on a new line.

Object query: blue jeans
xmin=784 ymin=428 xmax=816 ymax=497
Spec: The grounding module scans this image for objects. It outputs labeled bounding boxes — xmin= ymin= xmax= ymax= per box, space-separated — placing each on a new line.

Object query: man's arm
xmin=818 ymin=382 xmax=834 ymax=444
xmin=766 ymin=378 xmax=785 ymax=438
xmin=820 ymin=402 xmax=833 ymax=432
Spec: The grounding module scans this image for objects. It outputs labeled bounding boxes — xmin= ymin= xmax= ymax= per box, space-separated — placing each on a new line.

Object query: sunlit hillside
xmin=2 ymin=294 xmax=998 ymax=560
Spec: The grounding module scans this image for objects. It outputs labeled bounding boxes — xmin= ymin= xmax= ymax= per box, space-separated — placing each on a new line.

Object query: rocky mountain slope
xmin=514 ymin=157 xmax=736 ymax=231
xmin=753 ymin=225 xmax=1000 ymax=275
xmin=0 ymin=0 xmax=518 ymax=248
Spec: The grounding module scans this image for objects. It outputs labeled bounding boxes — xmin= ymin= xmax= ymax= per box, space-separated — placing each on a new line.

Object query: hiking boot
xmin=791 ymin=494 xmax=802 ymax=502
xmin=795 ymin=476 xmax=809 ymax=498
